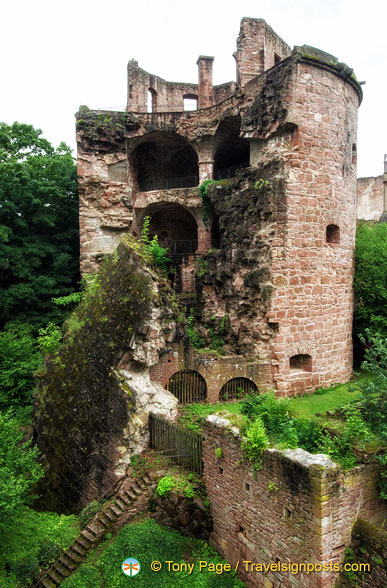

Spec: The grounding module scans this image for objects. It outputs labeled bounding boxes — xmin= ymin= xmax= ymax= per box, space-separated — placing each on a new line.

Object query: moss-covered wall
xmin=34 ymin=236 xmax=179 ymax=512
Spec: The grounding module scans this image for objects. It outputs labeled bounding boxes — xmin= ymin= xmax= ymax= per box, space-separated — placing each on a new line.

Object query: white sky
xmin=1 ymin=0 xmax=386 ymax=177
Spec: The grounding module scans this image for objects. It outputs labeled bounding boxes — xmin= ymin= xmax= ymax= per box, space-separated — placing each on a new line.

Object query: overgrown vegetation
xmin=140 ymin=215 xmax=170 ymax=272
xmin=61 ymin=519 xmax=245 ymax=587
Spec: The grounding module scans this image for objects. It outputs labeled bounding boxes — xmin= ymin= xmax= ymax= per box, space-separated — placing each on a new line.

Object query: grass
xmin=287 ymin=371 xmax=373 ymax=419
xmin=61 ymin=518 xmax=245 ymax=587
xmin=179 ymin=372 xmax=375 ymax=436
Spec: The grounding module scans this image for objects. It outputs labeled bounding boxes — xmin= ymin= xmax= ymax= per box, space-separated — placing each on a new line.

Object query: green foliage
xmin=186 ymin=307 xmax=204 ymax=349
xmin=0 ymin=411 xmax=43 ymax=536
xmin=354 ymin=221 xmax=387 ymax=337
xmin=254 ymin=178 xmax=270 ymax=190
xmin=37 ymin=322 xmax=62 ymax=355
xmin=376 ymin=453 xmax=387 ymax=500
xmin=141 ymin=216 xmax=170 ymax=272
xmin=62 ymin=519 xmax=245 ymax=587
xmin=268 ymin=481 xmax=278 ymax=492
xmin=241 ymin=417 xmax=268 ymax=470
xmin=156 ymin=474 xmax=176 ymax=497
xmin=52 ymin=292 xmax=82 ymax=307
xmin=156 ymin=474 xmax=195 ymax=499
xmin=0 ymin=122 xmax=79 ymax=331
xmin=215 ymin=447 xmax=223 ymax=459
xmin=0 ymin=329 xmax=41 ymax=408
xmin=37 ymin=538 xmax=61 ymax=567
xmin=199 ymin=180 xmax=216 ymax=227
xmin=79 ymin=500 xmax=101 ymax=527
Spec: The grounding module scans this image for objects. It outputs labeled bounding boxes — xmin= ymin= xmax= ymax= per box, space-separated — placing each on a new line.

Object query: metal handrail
xmin=139 ymin=175 xmax=199 ymax=192
xmin=213 ymin=162 xmax=250 ymax=180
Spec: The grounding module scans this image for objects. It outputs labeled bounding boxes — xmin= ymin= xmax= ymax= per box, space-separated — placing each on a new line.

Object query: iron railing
xmin=149 ymin=413 xmax=203 ymax=474
xmin=139 ymin=175 xmax=199 ymax=192
xmin=213 ymin=162 xmax=250 ymax=180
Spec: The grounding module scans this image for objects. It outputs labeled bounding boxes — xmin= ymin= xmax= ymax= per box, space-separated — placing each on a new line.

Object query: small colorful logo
xmin=122 ymin=557 xmax=141 ymax=577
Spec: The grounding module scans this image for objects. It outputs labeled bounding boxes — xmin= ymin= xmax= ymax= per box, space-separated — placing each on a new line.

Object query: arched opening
xmin=147 ymin=88 xmax=157 ymax=113
xmin=274 ymin=53 xmax=281 ymax=65
xmin=141 ymin=203 xmax=198 ymax=254
xmin=214 ymin=116 xmax=250 ymax=179
xmin=289 ymin=354 xmax=312 ymax=372
xmin=166 ymin=369 xmax=207 ymax=403
xmin=131 ymin=133 xmax=199 ymax=191
xmin=219 ymin=377 xmax=258 ymax=401
xmin=326 ymin=224 xmax=340 ymax=244
xmin=183 ymin=94 xmax=198 ymax=111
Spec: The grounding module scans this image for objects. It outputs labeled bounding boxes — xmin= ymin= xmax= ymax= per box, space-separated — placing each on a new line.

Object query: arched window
xmin=147 ymin=88 xmax=157 ymax=113
xmin=166 ymin=370 xmax=207 ymax=403
xmin=326 ymin=224 xmax=340 ymax=244
xmin=219 ymin=377 xmax=258 ymax=401
xmin=289 ymin=354 xmax=312 ymax=372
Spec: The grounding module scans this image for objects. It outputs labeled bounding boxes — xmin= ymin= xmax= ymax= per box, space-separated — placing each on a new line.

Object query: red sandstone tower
xmin=76 ymin=18 xmax=362 ymax=397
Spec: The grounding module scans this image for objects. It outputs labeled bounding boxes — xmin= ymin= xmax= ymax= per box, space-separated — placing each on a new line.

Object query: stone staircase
xmin=31 ymin=471 xmax=157 ymax=588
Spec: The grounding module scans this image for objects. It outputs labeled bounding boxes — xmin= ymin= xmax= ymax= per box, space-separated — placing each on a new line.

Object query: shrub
xmin=241 ymin=417 xmax=268 ymax=470
xmin=37 ymin=539 xmax=61 ymax=567
xmin=156 ymin=475 xmax=176 ymax=497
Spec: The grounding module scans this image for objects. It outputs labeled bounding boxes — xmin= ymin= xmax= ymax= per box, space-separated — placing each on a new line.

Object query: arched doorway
xmin=219 ymin=377 xmax=258 ymax=401
xmin=166 ymin=370 xmax=207 ymax=403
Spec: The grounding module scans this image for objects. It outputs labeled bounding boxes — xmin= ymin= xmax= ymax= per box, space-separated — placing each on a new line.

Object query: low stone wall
xmin=202 ymin=416 xmax=386 ymax=588
xmin=336 ymin=519 xmax=387 ymax=588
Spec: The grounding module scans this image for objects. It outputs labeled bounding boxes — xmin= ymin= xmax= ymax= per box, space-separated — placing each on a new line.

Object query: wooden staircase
xmin=32 ymin=472 xmax=156 ymax=588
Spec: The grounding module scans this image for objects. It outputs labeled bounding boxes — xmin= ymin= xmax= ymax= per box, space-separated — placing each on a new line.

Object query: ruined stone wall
xmin=357 ymin=176 xmax=384 ymax=220
xmin=336 ymin=519 xmax=387 ymax=588
xmin=234 ymin=18 xmax=291 ymax=86
xmin=203 ymin=417 xmax=386 ymax=588
xmin=127 ymin=60 xmax=198 ymax=113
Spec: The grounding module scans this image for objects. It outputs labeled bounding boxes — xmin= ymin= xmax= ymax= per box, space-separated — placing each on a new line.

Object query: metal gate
xmin=166 ymin=369 xmax=207 ymax=404
xmin=219 ymin=377 xmax=258 ymax=401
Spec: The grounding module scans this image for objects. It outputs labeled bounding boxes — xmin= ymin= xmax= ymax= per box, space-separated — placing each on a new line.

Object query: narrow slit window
xmin=326 ymin=224 xmax=340 ymax=244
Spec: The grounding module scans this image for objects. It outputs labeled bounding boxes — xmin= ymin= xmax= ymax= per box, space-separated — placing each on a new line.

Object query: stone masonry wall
xmin=357 ymin=176 xmax=384 ymax=220
xmin=203 ymin=416 xmax=386 ymax=588
xmin=268 ymin=57 xmax=360 ymax=395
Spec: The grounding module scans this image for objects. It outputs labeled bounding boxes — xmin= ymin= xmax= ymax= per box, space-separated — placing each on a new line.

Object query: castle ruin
xmin=76 ymin=17 xmax=362 ymax=399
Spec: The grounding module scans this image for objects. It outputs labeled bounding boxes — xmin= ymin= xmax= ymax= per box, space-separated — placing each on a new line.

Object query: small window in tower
xmin=352 ymin=143 xmax=357 ymax=165
xmin=326 ymin=224 xmax=340 ymax=244
xmin=290 ymin=354 xmax=312 ymax=372
xmin=274 ymin=53 xmax=281 ymax=65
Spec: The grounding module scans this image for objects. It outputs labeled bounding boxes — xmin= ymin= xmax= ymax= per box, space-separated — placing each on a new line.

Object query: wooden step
xmin=66 ymin=549 xmax=83 ymax=563
xmin=75 ymin=536 xmax=90 ymax=550
xmin=125 ymin=489 xmax=138 ymax=501
xmin=81 ymin=529 xmax=97 ymax=543
xmin=71 ymin=543 xmax=87 ymax=557
xmin=54 ymin=563 xmax=70 ymax=579
xmin=129 ymin=484 xmax=142 ymax=496
xmin=41 ymin=578 xmax=55 ymax=588
xmin=97 ymin=513 xmax=111 ymax=527
xmin=58 ymin=555 xmax=76 ymax=571
xmin=46 ymin=569 xmax=62 ymax=585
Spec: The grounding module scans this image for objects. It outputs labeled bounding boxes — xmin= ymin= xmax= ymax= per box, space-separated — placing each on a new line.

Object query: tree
xmin=0 ymin=122 xmax=79 ymax=331
xmin=353 ymin=221 xmax=387 ymax=338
